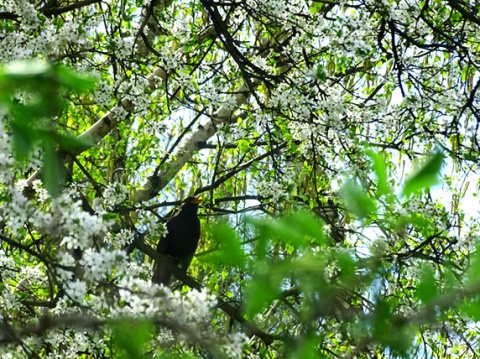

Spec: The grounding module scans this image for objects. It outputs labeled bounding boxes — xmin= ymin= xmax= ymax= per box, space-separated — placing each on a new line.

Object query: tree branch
xmin=0 ymin=314 xmax=226 ymax=358
xmin=133 ymin=80 xmax=260 ymax=203
xmin=196 ymin=141 xmax=289 ymax=194
xmin=132 ymin=236 xmax=277 ymax=345
xmin=42 ymin=0 xmax=102 ymax=17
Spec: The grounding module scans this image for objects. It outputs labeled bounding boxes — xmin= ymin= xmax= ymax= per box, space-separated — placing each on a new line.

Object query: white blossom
xmin=66 ymin=280 xmax=87 ymax=302
xmin=103 ymin=182 xmax=129 ymax=210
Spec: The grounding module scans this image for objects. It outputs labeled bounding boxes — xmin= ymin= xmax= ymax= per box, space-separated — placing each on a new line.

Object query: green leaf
xmin=289 ymin=335 xmax=327 ymax=359
xmin=112 ymin=319 xmax=153 ymax=359
xmin=55 ymin=65 xmax=96 ymax=93
xmin=245 ymin=265 xmax=281 ymax=316
xmin=309 ymin=2 xmax=323 ymax=15
xmin=245 ymin=280 xmax=276 ymax=316
xmin=283 ymin=211 xmax=326 ymax=246
xmin=0 ymin=60 xmax=98 ymax=197
xmin=237 ymin=139 xmax=250 ymax=154
xmin=204 ymin=222 xmax=246 ymax=268
xmin=402 ymin=151 xmax=444 ymax=196
xmin=41 ymin=143 xmax=65 ymax=198
xmin=371 ymin=299 xmax=414 ymax=358
xmin=372 ymin=298 xmax=393 ymax=337
xmin=247 ymin=211 xmax=326 ymax=249
xmin=10 ymin=120 xmax=37 ymax=159
xmin=366 ymin=149 xmax=389 ymax=196
xmin=247 ymin=217 xmax=304 ymax=246
xmin=1 ymin=59 xmax=51 ymax=78
xmin=340 ymin=179 xmax=377 ymax=218
xmin=315 ymin=66 xmax=327 ymax=82
xmin=54 ymin=132 xmax=94 ymax=154
xmin=460 ymin=296 xmax=480 ymax=321
xmin=466 ymin=242 xmax=480 ymax=284
xmin=0 ymin=59 xmax=94 ymax=97
xmin=335 ymin=251 xmax=356 ymax=282
xmin=415 ymin=264 xmax=438 ymax=304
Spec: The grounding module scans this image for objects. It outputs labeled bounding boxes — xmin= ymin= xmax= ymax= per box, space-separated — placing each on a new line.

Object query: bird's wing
xmin=156 ymin=232 xmax=169 ymax=254
xmin=156 ymin=214 xmax=179 ymax=254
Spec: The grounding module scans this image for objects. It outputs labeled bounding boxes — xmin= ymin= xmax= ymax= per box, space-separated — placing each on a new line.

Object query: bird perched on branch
xmin=152 ymin=196 xmax=201 ymax=285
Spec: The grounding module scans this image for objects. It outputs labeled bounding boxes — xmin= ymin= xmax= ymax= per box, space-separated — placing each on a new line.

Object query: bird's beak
xmin=192 ymin=196 xmax=202 ymax=204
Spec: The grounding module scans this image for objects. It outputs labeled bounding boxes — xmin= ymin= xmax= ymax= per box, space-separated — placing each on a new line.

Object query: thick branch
xmin=134 ymin=80 xmax=260 ymax=203
xmin=42 ymin=0 xmax=102 ymax=16
xmin=197 ymin=141 xmax=289 ymax=193
xmin=0 ymin=314 xmax=225 ymax=358
xmin=25 ymin=106 xmax=124 ymax=186
xmin=132 ymin=237 xmax=276 ymax=345
xmin=447 ymin=0 xmax=480 ymax=27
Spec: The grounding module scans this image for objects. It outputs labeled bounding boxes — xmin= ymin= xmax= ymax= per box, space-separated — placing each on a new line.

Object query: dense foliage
xmin=1 ymin=0 xmax=480 ymax=357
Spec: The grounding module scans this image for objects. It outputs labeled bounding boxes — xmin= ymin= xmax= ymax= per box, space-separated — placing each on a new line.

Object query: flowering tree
xmin=1 ymin=0 xmax=480 ymax=357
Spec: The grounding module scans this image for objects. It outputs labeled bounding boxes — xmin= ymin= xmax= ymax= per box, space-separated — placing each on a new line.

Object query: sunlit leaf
xmin=415 ymin=264 xmax=438 ymax=304
xmin=366 ymin=149 xmax=389 ymax=196
xmin=10 ymin=120 xmax=36 ymax=159
xmin=112 ymin=319 xmax=153 ymax=359
xmin=1 ymin=59 xmax=51 ymax=78
xmin=289 ymin=335 xmax=326 ymax=359
xmin=402 ymin=151 xmax=444 ymax=196
xmin=245 ymin=265 xmax=282 ymax=316
xmin=466 ymin=242 xmax=480 ymax=284
xmin=204 ymin=222 xmax=246 ymax=268
xmin=41 ymin=143 xmax=65 ymax=198
xmin=460 ymin=296 xmax=480 ymax=321
xmin=55 ymin=65 xmax=96 ymax=93
xmin=340 ymin=179 xmax=377 ymax=218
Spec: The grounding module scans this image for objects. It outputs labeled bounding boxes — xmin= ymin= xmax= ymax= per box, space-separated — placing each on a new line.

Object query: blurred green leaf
xmin=55 ymin=65 xmax=96 ymax=93
xmin=41 ymin=143 xmax=65 ymax=198
xmin=292 ymin=252 xmax=328 ymax=293
xmin=204 ymin=222 xmax=246 ymax=268
xmin=283 ymin=211 xmax=326 ymax=246
xmin=112 ymin=319 xmax=153 ymax=359
xmin=248 ymin=216 xmax=304 ymax=245
xmin=10 ymin=120 xmax=37 ymax=159
xmin=315 ymin=66 xmax=327 ymax=82
xmin=415 ymin=264 xmax=438 ymax=304
xmin=0 ymin=60 xmax=95 ymax=93
xmin=0 ymin=59 xmax=51 ymax=79
xmin=0 ymin=60 xmax=97 ymax=197
xmin=335 ymin=251 xmax=356 ymax=282
xmin=245 ymin=265 xmax=282 ymax=316
xmin=366 ymin=149 xmax=389 ymax=196
xmin=54 ymin=132 xmax=94 ymax=154
xmin=466 ymin=242 xmax=480 ymax=284
xmin=402 ymin=151 xmax=444 ymax=196
xmin=372 ymin=299 xmax=414 ymax=358
xmin=340 ymin=179 xmax=377 ymax=218
xmin=247 ymin=211 xmax=326 ymax=249
xmin=289 ymin=335 xmax=326 ymax=359
xmin=460 ymin=296 xmax=480 ymax=321
xmin=372 ymin=298 xmax=392 ymax=337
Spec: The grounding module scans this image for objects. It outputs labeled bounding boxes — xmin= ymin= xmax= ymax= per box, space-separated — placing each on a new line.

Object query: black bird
xmin=152 ymin=196 xmax=201 ymax=285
